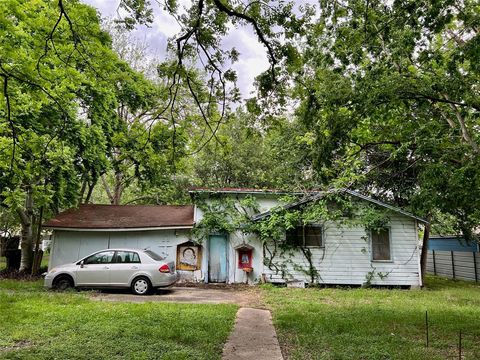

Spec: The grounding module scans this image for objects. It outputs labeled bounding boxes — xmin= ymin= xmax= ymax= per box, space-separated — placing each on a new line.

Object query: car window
xmin=114 ymin=251 xmax=141 ymax=264
xmin=83 ymin=251 xmax=115 ymax=265
xmin=144 ymin=250 xmax=165 ymax=261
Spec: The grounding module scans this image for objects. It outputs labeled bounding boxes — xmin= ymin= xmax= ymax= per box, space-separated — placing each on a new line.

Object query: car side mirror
xmin=79 ymin=260 xmax=84 ymax=268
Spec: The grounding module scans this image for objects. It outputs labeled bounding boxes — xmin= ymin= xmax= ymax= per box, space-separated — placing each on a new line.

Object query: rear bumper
xmin=152 ymin=272 xmax=179 ymax=288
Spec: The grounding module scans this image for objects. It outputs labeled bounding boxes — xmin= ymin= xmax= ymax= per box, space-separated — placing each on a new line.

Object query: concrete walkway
xmin=222 ymin=307 xmax=283 ymax=360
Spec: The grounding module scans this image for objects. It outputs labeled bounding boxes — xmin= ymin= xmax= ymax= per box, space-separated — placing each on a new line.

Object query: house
xmin=44 ymin=188 xmax=427 ymax=287
xmin=44 ymin=204 xmax=201 ymax=282
xmin=426 ymin=235 xmax=479 ymax=282
xmin=191 ymin=188 xmax=426 ymax=287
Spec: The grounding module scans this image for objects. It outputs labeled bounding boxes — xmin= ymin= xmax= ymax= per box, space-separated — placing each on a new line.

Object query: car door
xmin=109 ymin=251 xmax=142 ymax=286
xmin=76 ymin=250 xmax=115 ymax=286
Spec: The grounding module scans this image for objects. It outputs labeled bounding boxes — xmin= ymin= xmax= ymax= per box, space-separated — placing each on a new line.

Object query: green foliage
xmin=190 ymin=107 xmax=318 ymax=189
xmin=0 ymin=0 xmax=182 ymax=271
xmin=291 ymin=0 xmax=480 ymax=239
xmin=0 ymin=0 xmax=115 ymax=215
xmin=192 ymin=195 xmax=259 ymax=242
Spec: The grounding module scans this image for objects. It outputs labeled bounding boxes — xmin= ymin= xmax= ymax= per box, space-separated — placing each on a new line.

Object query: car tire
xmin=53 ymin=275 xmax=74 ymax=291
xmin=131 ymin=276 xmax=152 ymax=295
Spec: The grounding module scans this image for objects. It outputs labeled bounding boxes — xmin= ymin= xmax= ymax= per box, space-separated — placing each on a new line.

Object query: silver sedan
xmin=44 ymin=248 xmax=178 ymax=295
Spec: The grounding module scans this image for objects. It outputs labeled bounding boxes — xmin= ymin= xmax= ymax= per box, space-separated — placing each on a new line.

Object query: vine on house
xmin=191 ymin=191 xmax=393 ymax=284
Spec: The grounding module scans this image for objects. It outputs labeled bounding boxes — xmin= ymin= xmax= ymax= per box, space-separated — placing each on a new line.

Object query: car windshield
xmin=144 ymin=249 xmax=165 ymax=261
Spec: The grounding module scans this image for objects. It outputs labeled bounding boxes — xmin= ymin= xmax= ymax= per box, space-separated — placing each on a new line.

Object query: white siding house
xmin=190 ymin=188 xmax=425 ymax=287
xmin=44 ymin=188 xmax=426 ymax=287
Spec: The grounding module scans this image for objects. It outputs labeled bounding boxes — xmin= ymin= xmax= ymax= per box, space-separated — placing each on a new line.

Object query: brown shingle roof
xmin=43 ymin=204 xmax=195 ymax=229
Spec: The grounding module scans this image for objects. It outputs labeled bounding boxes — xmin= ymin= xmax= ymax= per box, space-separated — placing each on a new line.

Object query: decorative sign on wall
xmin=176 ymin=242 xmax=202 ymax=271
xmin=235 ymin=244 xmax=253 ymax=270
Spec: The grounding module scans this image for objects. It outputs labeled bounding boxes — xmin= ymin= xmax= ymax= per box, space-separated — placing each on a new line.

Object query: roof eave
xmin=44 ymin=225 xmax=194 ymax=232
xmin=188 ymin=189 xmax=305 ymax=196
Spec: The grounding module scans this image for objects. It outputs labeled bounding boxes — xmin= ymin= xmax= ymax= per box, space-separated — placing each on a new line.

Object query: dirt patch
xmin=0 ymin=270 xmax=43 ymax=281
xmin=0 ymin=340 xmax=33 ymax=353
xmin=90 ymin=286 xmax=266 ymax=307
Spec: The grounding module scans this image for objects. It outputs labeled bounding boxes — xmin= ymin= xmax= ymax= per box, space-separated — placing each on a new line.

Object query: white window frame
xmin=370 ymin=227 xmax=393 ymax=262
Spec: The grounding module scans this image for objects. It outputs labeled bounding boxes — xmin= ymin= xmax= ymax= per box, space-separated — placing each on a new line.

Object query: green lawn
xmin=0 ymin=280 xmax=237 ymax=359
xmin=264 ymin=276 xmax=480 ymax=359
xmin=2 ymin=276 xmax=479 ymax=360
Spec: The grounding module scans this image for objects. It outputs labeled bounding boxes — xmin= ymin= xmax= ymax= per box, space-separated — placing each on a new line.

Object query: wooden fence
xmin=426 ymin=250 xmax=478 ymax=282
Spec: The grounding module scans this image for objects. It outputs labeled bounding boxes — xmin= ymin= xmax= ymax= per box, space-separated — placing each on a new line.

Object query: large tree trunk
xmin=31 ymin=206 xmax=44 ymax=275
xmin=113 ymin=171 xmax=123 ymax=205
xmin=420 ymin=215 xmax=432 ymax=286
xmin=17 ymin=187 xmax=34 ymax=272
xmin=102 ymin=171 xmax=124 ymax=205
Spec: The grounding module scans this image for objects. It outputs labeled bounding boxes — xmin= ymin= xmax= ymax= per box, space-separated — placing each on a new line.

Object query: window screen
xmin=371 ymin=228 xmax=391 ymax=261
xmin=286 ymin=225 xmax=323 ymax=247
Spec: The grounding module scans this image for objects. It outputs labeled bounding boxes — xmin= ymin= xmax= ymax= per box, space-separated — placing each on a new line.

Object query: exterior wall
xmin=48 ymin=229 xmax=192 ymax=277
xmin=263 ymin=215 xmax=421 ymax=287
xmin=49 ymin=193 xmax=422 ymax=287
xmin=194 ymin=194 xmax=282 ymax=284
xmin=194 ymin=194 xmax=421 ymax=286
xmin=228 ymin=231 xmax=263 ymax=284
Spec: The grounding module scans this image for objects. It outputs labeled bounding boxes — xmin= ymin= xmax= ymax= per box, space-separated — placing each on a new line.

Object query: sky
xmin=82 ymin=0 xmax=271 ymax=99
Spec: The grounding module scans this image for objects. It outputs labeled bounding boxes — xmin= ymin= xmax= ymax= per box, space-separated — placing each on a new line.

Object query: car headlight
xmin=49 ymin=268 xmax=57 ymax=274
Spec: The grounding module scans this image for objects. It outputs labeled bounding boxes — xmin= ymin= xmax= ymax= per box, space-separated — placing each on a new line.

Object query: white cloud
xmin=82 ymin=0 xmax=271 ymax=99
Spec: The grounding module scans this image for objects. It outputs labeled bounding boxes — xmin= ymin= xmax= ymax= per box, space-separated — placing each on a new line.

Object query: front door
xmin=209 ymin=235 xmax=227 ymax=283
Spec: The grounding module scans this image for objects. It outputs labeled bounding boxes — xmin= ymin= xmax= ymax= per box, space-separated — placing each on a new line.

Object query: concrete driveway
xmin=90 ymin=285 xmax=264 ymax=307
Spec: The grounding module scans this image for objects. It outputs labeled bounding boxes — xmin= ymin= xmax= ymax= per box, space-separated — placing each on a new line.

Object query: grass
xmin=0 ymin=280 xmax=238 ymax=359
xmin=2 ymin=275 xmax=479 ymax=360
xmin=263 ymin=276 xmax=480 ymax=359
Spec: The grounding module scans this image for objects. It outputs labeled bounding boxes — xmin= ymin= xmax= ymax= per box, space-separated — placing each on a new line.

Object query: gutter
xmin=43 ymin=225 xmax=194 ymax=232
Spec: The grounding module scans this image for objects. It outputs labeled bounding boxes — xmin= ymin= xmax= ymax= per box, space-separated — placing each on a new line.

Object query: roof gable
xmin=249 ymin=188 xmax=428 ymax=224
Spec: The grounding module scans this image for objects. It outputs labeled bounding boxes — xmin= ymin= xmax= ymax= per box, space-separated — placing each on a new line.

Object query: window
xmin=144 ymin=250 xmax=165 ymax=261
xmin=83 ymin=251 xmax=115 ymax=265
xmin=286 ymin=225 xmax=323 ymax=247
xmin=114 ymin=251 xmax=141 ymax=264
xmin=371 ymin=228 xmax=391 ymax=261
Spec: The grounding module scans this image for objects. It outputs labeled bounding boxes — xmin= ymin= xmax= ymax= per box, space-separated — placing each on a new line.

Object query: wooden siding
xmin=263 ymin=215 xmax=421 ymax=286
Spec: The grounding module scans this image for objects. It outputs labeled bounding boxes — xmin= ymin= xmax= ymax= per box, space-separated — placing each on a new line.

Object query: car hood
xmin=52 ymin=262 xmax=76 ymax=270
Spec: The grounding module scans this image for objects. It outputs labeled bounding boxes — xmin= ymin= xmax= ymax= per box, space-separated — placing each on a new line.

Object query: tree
xmin=111 ymin=0 xmax=315 ymax=139
xmin=190 ymin=107 xmax=317 ymax=189
xmin=0 ymin=0 xmax=146 ymax=272
xmin=291 ymin=0 xmax=479 ymax=279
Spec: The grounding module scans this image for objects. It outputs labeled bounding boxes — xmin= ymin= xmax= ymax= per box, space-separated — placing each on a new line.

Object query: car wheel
xmin=53 ymin=275 xmax=74 ymax=291
xmin=131 ymin=277 xmax=151 ymax=295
